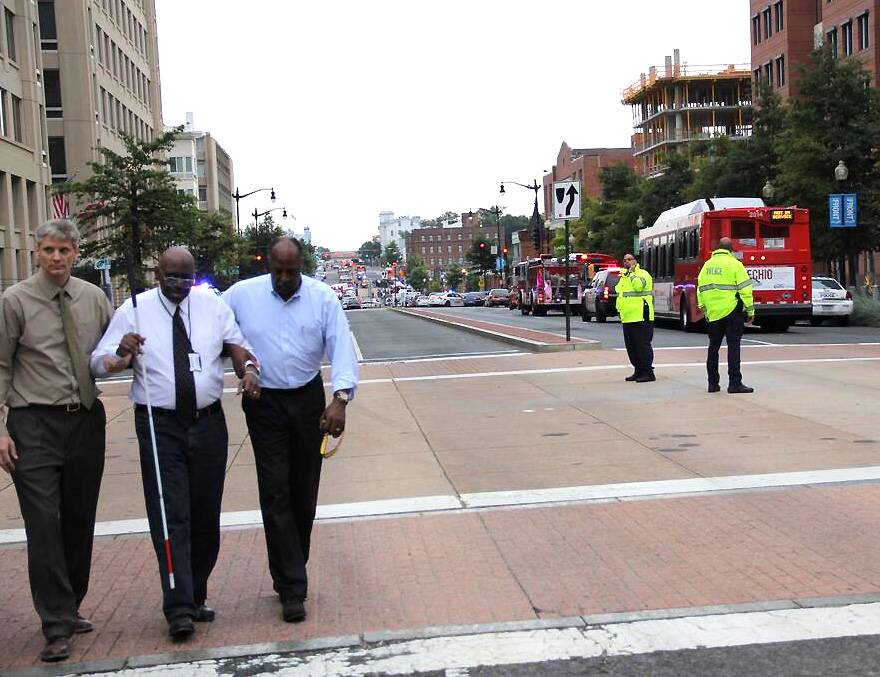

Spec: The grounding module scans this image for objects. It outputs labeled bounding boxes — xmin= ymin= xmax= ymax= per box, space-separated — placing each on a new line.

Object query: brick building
xmin=405 ymin=222 xmax=501 ymax=279
xmin=542 ymin=143 xmax=635 ymax=217
xmin=751 ymin=0 xmax=878 ymax=95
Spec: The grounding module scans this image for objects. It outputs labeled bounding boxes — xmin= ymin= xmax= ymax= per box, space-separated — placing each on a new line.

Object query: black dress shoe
xmin=40 ymin=636 xmax=71 ymax=662
xmin=168 ymin=616 xmax=195 ymax=640
xmin=708 ymin=384 xmax=721 ymax=393
xmin=728 ymin=384 xmax=754 ymax=394
xmin=625 ymin=373 xmax=639 ymax=381
xmin=74 ymin=614 xmax=94 ymax=634
xmin=635 ymin=373 xmax=656 ymax=382
xmin=281 ymin=597 xmax=306 ymax=623
xmin=194 ymin=605 xmax=215 ymax=622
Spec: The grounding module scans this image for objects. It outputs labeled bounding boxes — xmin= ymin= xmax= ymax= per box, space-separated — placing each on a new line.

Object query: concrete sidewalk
xmin=1 ymin=343 xmax=879 ymax=672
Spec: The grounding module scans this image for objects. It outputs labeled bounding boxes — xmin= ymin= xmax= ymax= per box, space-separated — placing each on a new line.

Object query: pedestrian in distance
xmin=91 ymin=246 xmax=257 ymax=640
xmin=223 ymin=237 xmax=359 ymax=624
xmin=616 ymin=253 xmax=655 ymax=382
xmin=0 ymin=219 xmax=115 ymax=663
xmin=697 ymin=237 xmax=755 ymax=394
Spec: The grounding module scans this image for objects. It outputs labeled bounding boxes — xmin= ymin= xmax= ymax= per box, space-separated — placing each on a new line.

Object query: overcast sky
xmin=155 ymin=1 xmax=750 ymax=250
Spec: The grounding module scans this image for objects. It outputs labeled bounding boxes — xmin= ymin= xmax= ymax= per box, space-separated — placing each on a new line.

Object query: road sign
xmin=495 ymin=256 xmax=504 ymax=271
xmin=829 ymin=193 xmax=857 ymax=228
xmin=491 ymin=245 xmax=498 ymax=255
xmin=553 ymin=180 xmax=581 ymax=220
xmin=94 ymin=258 xmax=111 ymax=270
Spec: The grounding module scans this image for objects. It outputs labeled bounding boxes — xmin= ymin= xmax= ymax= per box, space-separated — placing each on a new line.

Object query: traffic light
xmin=255 ymin=254 xmax=263 ymax=262
xmin=479 ymin=241 xmax=486 ymax=250
xmin=531 ymin=227 xmax=540 ymax=249
xmin=502 ymin=247 xmax=508 ymax=255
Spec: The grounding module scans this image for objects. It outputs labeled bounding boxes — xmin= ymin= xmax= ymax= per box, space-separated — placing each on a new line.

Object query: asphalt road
xmin=422 ymin=305 xmax=878 ymax=350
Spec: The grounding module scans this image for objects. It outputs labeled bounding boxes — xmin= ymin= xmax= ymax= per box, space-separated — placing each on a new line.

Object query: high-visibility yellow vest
xmin=697 ymin=249 xmax=755 ymax=322
xmin=615 ymin=265 xmax=654 ymax=323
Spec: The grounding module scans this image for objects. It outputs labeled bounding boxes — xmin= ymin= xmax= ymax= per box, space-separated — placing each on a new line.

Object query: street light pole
xmin=500 ymin=179 xmax=541 ymax=252
xmin=232 ymin=186 xmax=276 ymax=234
xmin=834 ymin=160 xmax=853 ymax=287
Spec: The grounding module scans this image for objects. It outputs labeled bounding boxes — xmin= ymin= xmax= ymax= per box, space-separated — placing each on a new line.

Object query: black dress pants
xmin=622 ymin=321 xmax=654 ymax=376
xmin=8 ymin=402 xmax=106 ymax=640
xmin=242 ymin=375 xmax=325 ymax=601
xmin=134 ymin=406 xmax=228 ymax=622
xmin=707 ymin=308 xmax=745 ymax=387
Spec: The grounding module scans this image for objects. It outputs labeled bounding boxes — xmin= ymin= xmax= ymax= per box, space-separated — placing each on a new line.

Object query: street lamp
xmin=232 ymin=186 xmax=275 ymax=234
xmin=835 ymin=160 xmax=852 ymax=286
xmin=501 ymin=179 xmax=542 ymax=253
xmin=252 ymin=206 xmax=287 ymax=228
xmin=834 ymin=160 xmax=849 ymax=182
xmin=762 ymin=180 xmax=775 ymax=201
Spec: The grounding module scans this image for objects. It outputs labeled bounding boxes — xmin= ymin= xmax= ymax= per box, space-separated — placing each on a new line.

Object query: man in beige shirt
xmin=0 ymin=219 xmax=116 ymax=663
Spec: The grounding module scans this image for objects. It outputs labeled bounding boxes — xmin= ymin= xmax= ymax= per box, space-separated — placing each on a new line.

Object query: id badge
xmin=188 ymin=352 xmax=202 ymax=372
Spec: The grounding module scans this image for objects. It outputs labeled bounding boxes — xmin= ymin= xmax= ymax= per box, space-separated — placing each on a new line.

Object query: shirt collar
xmin=268 ymin=275 xmax=305 ymax=303
xmin=158 ymin=288 xmax=190 ymax=314
xmin=35 ymin=270 xmax=76 ymax=300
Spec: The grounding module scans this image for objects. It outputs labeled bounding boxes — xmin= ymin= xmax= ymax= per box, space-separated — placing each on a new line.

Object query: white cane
xmin=131 ymin=291 xmax=176 ymax=590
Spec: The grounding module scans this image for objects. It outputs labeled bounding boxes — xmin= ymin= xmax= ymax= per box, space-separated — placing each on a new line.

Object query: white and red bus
xmin=639 ymin=198 xmax=812 ymax=332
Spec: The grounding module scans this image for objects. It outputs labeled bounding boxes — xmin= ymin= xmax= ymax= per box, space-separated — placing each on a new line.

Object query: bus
xmin=638 ymin=198 xmax=812 ymax=332
xmin=514 ymin=253 xmax=617 ymax=316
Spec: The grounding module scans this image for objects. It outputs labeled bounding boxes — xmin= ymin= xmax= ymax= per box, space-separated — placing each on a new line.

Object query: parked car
xmin=416 ymin=295 xmax=432 ymax=307
xmin=485 ymin=288 xmax=510 ymax=307
xmin=508 ymin=289 xmax=519 ymax=310
xmin=360 ymin=298 xmax=380 ymax=308
xmin=810 ymin=276 xmax=853 ymax=326
xmin=462 ymin=291 xmax=487 ymax=307
xmin=580 ymin=267 xmax=622 ymax=323
xmin=428 ymin=291 xmax=465 ymax=307
xmin=341 ymin=296 xmax=361 ymax=310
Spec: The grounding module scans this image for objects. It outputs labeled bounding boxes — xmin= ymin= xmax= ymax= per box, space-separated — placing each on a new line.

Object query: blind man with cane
xmin=0 ymin=220 xmax=115 ymax=662
xmin=92 ymin=246 xmax=257 ymax=639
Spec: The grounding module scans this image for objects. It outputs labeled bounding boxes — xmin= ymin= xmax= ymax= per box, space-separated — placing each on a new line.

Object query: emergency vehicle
xmin=513 ymin=253 xmax=617 ymax=316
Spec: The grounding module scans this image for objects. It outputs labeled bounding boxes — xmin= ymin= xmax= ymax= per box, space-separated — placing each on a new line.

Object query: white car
xmin=810 ymin=276 xmax=853 ymax=326
xmin=416 ymin=295 xmax=432 ymax=307
xmin=428 ymin=291 xmax=464 ymax=307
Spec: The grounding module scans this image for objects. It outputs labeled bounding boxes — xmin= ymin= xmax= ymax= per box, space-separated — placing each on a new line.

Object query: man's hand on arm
xmin=0 ymin=436 xmax=17 ymax=473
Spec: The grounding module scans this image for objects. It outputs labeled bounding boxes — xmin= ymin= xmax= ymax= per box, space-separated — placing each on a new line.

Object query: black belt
xmin=23 ymin=402 xmax=86 ymax=413
xmin=135 ymin=400 xmax=222 ymax=420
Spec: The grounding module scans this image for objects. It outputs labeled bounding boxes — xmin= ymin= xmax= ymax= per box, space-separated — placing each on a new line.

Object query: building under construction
xmin=622 ymin=50 xmax=753 ymax=177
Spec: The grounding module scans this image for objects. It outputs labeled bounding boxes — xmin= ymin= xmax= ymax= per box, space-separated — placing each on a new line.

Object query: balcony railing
xmin=622 ymin=63 xmax=751 ymax=102
xmin=632 ymin=128 xmax=752 ymax=155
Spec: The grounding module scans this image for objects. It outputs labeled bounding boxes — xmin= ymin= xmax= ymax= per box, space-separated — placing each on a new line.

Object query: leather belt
xmin=135 ymin=400 xmax=222 ymax=420
xmin=25 ymin=402 xmax=84 ymax=413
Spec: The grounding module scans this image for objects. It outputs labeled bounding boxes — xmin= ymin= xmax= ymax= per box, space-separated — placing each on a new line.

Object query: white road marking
xmin=74 ymin=602 xmax=880 ymax=675
xmin=350 ymin=331 xmax=364 ymax=362
xmin=4 ymin=465 xmax=880 ymax=544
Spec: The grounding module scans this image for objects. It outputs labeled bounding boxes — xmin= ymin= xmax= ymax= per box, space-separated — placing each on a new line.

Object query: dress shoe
xmin=281 ymin=597 xmax=306 ymax=623
xmin=708 ymin=384 xmax=721 ymax=393
xmin=168 ymin=616 xmax=195 ymax=640
xmin=194 ymin=605 xmax=215 ymax=622
xmin=40 ymin=636 xmax=71 ymax=662
xmin=74 ymin=614 xmax=94 ymax=634
xmin=625 ymin=373 xmax=639 ymax=382
xmin=634 ymin=373 xmax=656 ymax=383
xmin=728 ymin=384 xmax=754 ymax=394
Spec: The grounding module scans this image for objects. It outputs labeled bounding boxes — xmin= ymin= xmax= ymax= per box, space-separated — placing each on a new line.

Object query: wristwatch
xmin=333 ymin=389 xmax=351 ymax=405
xmin=244 ymin=360 xmax=260 ymax=377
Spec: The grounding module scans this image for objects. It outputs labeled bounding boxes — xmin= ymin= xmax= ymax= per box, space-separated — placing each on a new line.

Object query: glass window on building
xmin=762 ymin=8 xmax=772 ymax=39
xmin=11 ymin=95 xmax=21 ymax=142
xmin=38 ymin=2 xmax=57 ymax=50
xmin=0 ymin=89 xmax=7 ymax=137
xmin=776 ymin=56 xmax=785 ymax=87
xmin=858 ymin=12 xmax=869 ymax=50
xmin=4 ymin=8 xmax=16 ymax=61
xmin=48 ymin=136 xmax=67 ymax=177
xmin=185 ymin=156 xmax=192 ymax=173
xmin=827 ymin=28 xmax=838 ymax=58
xmin=842 ymin=21 xmax=853 ymax=56
xmin=44 ymin=69 xmax=62 ymax=117
xmin=774 ymin=1 xmax=783 ymax=32
xmin=198 ymin=187 xmax=207 ymax=202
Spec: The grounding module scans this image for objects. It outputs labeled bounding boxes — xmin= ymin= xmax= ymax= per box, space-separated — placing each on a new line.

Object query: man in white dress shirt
xmin=92 ymin=247 xmax=256 ymax=640
xmin=223 ymin=237 xmax=359 ymax=623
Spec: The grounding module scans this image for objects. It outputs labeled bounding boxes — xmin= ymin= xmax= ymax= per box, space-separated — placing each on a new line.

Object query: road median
xmin=391 ymin=308 xmax=601 ymax=352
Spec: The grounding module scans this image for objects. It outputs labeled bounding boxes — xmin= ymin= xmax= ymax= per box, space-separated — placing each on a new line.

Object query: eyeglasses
xmin=164 ymin=274 xmax=196 ymax=283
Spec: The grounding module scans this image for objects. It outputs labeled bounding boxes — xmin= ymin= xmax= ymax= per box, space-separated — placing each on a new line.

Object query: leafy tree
xmin=445 ymin=264 xmax=465 ymax=290
xmin=383 ymin=241 xmax=402 ymax=264
xmin=359 ymin=240 xmax=382 ymax=263
xmin=239 ymin=215 xmax=285 ymax=279
xmin=466 ymin=235 xmax=494 ymax=273
xmin=61 ymin=127 xmax=195 ymax=290
xmin=408 ymin=266 xmax=429 ymax=292
xmin=186 ymin=210 xmax=245 ymax=289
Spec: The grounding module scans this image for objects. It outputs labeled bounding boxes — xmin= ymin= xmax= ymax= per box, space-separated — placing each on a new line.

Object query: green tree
xmin=773 ymin=46 xmax=880 ymax=280
xmin=466 ymin=235 xmax=494 ymax=273
xmin=408 ymin=266 xmax=429 ymax=292
xmin=444 ymin=264 xmax=465 ymax=290
xmin=382 ymin=241 xmax=402 ymax=264
xmin=239 ymin=215 xmax=285 ymax=279
xmin=186 ymin=210 xmax=246 ymax=289
xmin=358 ymin=240 xmax=382 ymax=263
xmin=61 ymin=127 xmax=195 ymax=290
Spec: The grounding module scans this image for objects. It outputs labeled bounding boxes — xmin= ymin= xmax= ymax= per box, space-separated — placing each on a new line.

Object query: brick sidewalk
xmin=3 ymin=484 xmax=880 ymax=670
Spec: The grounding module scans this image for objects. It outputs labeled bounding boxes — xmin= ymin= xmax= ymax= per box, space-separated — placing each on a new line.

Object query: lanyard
xmin=156 ymin=289 xmax=193 ymax=339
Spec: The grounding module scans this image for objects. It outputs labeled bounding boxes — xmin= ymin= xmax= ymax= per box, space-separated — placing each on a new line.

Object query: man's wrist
xmin=333 ymin=389 xmax=351 ymax=405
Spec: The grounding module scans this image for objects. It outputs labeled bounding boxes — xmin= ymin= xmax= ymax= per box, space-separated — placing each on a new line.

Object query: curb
xmin=391 ymin=308 xmax=601 ymax=352
xmin=11 ymin=593 xmax=880 ymax=676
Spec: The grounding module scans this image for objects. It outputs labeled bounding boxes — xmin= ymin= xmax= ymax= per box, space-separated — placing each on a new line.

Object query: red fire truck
xmin=513 ymin=253 xmax=617 ymax=316
xmin=639 ymin=198 xmax=812 ymax=332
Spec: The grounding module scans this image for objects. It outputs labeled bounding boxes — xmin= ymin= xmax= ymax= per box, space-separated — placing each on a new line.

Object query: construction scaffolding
xmin=622 ymin=50 xmax=753 ymax=177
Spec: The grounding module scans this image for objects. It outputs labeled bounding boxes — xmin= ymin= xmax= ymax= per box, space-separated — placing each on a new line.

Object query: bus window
xmin=760 ymin=224 xmax=789 ymax=249
xmin=708 ymin=219 xmax=722 ymax=250
xmin=667 ymin=242 xmax=675 ymax=274
xmin=688 ymin=229 xmax=698 ymax=258
xmin=677 ymin=234 xmax=685 ymax=260
xmin=731 ymin=220 xmax=756 ymax=247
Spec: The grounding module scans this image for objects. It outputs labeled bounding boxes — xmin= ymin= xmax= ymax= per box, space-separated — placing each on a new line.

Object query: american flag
xmin=52 ymin=193 xmax=68 ymax=219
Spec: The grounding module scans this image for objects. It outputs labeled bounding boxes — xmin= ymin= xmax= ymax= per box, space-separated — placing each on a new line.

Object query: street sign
xmin=94 ymin=258 xmax=111 ymax=270
xmin=491 ymin=245 xmax=498 ymax=255
xmin=495 ymin=256 xmax=504 ymax=271
xmin=829 ymin=193 xmax=857 ymax=228
xmin=553 ymin=180 xmax=581 ymax=220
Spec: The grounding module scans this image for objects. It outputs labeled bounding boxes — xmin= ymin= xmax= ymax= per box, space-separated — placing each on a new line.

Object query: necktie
xmin=59 ymin=291 xmax=97 ymax=409
xmin=173 ymin=306 xmax=197 ymax=424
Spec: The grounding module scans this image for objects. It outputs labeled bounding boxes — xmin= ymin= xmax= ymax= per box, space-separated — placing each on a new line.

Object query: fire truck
xmin=513 ymin=253 xmax=617 ymax=316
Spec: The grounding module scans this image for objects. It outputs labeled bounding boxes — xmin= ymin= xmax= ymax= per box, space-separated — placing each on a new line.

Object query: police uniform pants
xmin=622 ymin=321 xmax=654 ymax=376
xmin=242 ymin=375 xmax=325 ymax=602
xmin=707 ymin=308 xmax=745 ymax=387
xmin=8 ymin=402 xmax=106 ymax=640
xmin=135 ymin=406 xmax=228 ymax=622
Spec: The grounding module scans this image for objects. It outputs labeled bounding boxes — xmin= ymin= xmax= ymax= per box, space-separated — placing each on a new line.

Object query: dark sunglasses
xmin=164 ymin=273 xmax=196 ymax=283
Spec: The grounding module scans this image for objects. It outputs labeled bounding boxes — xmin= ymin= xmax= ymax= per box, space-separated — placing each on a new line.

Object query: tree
xmin=408 ymin=266 xmax=429 ymax=292
xmin=187 ymin=210 xmax=246 ymax=289
xmin=61 ymin=127 xmax=196 ymax=290
xmin=382 ymin=241 xmax=402 ymax=264
xmin=239 ymin=215 xmax=285 ymax=279
xmin=444 ymin=264 xmax=465 ymax=290
xmin=359 ymin=240 xmax=381 ymax=263
xmin=466 ymin=235 xmax=494 ymax=273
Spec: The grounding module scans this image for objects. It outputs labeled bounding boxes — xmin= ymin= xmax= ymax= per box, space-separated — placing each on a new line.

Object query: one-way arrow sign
xmin=553 ymin=180 xmax=581 ymax=220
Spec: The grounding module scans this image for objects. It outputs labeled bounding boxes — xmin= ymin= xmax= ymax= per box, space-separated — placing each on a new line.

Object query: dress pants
xmin=622 ymin=321 xmax=654 ymax=377
xmin=707 ymin=307 xmax=745 ymax=387
xmin=242 ymin=375 xmax=325 ymax=601
xmin=8 ymin=402 xmax=106 ymax=640
xmin=134 ymin=406 xmax=228 ymax=622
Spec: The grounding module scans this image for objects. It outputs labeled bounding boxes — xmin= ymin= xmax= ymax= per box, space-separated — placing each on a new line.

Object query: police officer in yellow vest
xmin=697 ymin=237 xmax=755 ymax=394
xmin=616 ymin=253 xmax=655 ymax=382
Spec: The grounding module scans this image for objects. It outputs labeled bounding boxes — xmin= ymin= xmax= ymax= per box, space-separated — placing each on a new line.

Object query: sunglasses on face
xmin=164 ymin=273 xmax=196 ymax=283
